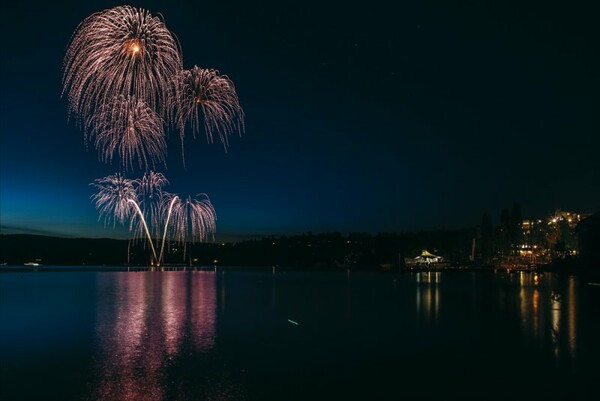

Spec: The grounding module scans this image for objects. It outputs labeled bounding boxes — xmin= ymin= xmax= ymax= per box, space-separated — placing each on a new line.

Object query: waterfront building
xmin=577 ymin=212 xmax=600 ymax=270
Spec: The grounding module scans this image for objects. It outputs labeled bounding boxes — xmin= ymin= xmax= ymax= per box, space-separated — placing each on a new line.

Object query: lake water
xmin=0 ymin=269 xmax=598 ymax=400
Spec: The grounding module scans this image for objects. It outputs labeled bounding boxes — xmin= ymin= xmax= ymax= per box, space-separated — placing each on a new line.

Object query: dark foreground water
xmin=1 ymin=270 xmax=598 ymax=400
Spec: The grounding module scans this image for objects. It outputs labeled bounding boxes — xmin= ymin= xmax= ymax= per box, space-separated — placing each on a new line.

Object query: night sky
xmin=1 ymin=0 xmax=598 ymax=241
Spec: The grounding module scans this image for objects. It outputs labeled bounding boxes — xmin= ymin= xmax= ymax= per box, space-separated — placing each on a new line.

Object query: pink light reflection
xmin=162 ymin=272 xmax=185 ymax=357
xmin=91 ymin=272 xmax=218 ymax=401
xmin=191 ymin=272 xmax=217 ymax=352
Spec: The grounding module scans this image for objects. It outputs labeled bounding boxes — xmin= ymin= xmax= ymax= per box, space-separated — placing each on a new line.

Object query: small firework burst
xmin=171 ymin=66 xmax=244 ymax=150
xmin=137 ymin=171 xmax=168 ymax=197
xmin=92 ymin=173 xmax=216 ymax=266
xmin=157 ymin=193 xmax=216 ymax=262
xmin=63 ymin=5 xmax=182 ymax=122
xmin=90 ymin=174 xmax=138 ymax=226
xmin=84 ymin=95 xmax=166 ymax=171
xmin=135 ymin=171 xmax=168 ymax=239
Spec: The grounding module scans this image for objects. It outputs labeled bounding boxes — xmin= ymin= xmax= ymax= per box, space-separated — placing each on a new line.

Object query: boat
xmin=24 ymin=262 xmax=40 ymax=266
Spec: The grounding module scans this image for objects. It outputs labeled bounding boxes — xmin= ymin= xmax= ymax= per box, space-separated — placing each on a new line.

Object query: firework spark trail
xmin=171 ymin=66 xmax=244 ymax=153
xmin=137 ymin=171 xmax=168 ymax=197
xmin=135 ymin=171 xmax=168 ymax=241
xmin=157 ymin=194 xmax=179 ymax=265
xmin=91 ymin=174 xmax=137 ymax=226
xmin=92 ymin=173 xmax=215 ymax=266
xmin=84 ymin=95 xmax=166 ymax=171
xmin=63 ymin=5 xmax=182 ymax=124
xmin=158 ymin=193 xmax=217 ymax=264
xmin=91 ymin=174 xmax=158 ymax=262
xmin=171 ymin=194 xmax=217 ymax=244
xmin=127 ymin=199 xmax=159 ymax=263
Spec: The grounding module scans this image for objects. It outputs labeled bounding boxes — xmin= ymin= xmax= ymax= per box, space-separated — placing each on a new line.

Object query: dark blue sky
xmin=1 ymin=0 xmax=598 ymax=241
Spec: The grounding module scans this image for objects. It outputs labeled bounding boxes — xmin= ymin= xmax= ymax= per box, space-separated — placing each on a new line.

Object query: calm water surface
xmin=1 ymin=270 xmax=598 ymax=400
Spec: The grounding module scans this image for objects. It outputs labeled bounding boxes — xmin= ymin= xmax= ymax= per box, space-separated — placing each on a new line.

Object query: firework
xmin=84 ymin=95 xmax=166 ymax=170
xmin=91 ymin=174 xmax=137 ymax=226
xmin=135 ymin=171 xmax=168 ymax=240
xmin=92 ymin=173 xmax=216 ymax=266
xmin=91 ymin=174 xmax=158 ymax=262
xmin=67 ymin=6 xmax=231 ymax=267
xmin=158 ymin=193 xmax=216 ymax=263
xmin=171 ymin=66 xmax=244 ymax=150
xmin=170 ymin=194 xmax=217 ymax=243
xmin=63 ymin=5 xmax=182 ymax=122
xmin=137 ymin=170 xmax=168 ymax=197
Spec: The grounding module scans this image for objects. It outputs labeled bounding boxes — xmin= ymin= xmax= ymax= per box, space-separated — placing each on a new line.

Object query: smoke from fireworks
xmin=171 ymin=66 xmax=244 ymax=150
xmin=84 ymin=95 xmax=166 ymax=171
xmin=63 ymin=5 xmax=182 ymax=123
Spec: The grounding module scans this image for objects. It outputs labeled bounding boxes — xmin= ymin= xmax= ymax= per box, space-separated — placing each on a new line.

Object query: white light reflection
xmin=514 ymin=273 xmax=578 ymax=367
xmin=567 ymin=277 xmax=577 ymax=362
xmin=415 ymin=272 xmax=440 ymax=323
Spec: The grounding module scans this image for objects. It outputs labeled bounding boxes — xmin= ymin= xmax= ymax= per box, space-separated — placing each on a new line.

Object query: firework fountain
xmin=91 ymin=173 xmax=216 ymax=266
xmin=64 ymin=5 xmax=244 ymax=267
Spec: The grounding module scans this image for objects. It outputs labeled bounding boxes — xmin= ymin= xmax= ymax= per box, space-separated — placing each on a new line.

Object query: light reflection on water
xmin=409 ymin=271 xmax=582 ymax=372
xmin=87 ymin=271 xmax=589 ymax=400
xmin=90 ymin=272 xmax=219 ymax=401
xmin=0 ymin=270 xmax=597 ymax=401
xmin=415 ymin=272 xmax=440 ymax=322
xmin=508 ymin=272 xmax=578 ymax=370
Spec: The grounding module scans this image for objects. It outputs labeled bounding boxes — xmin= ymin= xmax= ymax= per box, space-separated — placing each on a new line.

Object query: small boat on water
xmin=24 ymin=262 xmax=40 ymax=266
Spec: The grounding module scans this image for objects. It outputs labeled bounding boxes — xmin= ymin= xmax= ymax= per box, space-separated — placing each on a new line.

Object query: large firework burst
xmin=171 ymin=66 xmax=244 ymax=150
xmin=63 ymin=5 xmax=182 ymax=122
xmin=84 ymin=95 xmax=166 ymax=170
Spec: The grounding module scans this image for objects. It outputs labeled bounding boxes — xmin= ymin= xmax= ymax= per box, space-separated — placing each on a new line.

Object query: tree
xmin=510 ymin=202 xmax=522 ymax=250
xmin=499 ymin=208 xmax=510 ymax=255
xmin=481 ymin=213 xmax=494 ymax=262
